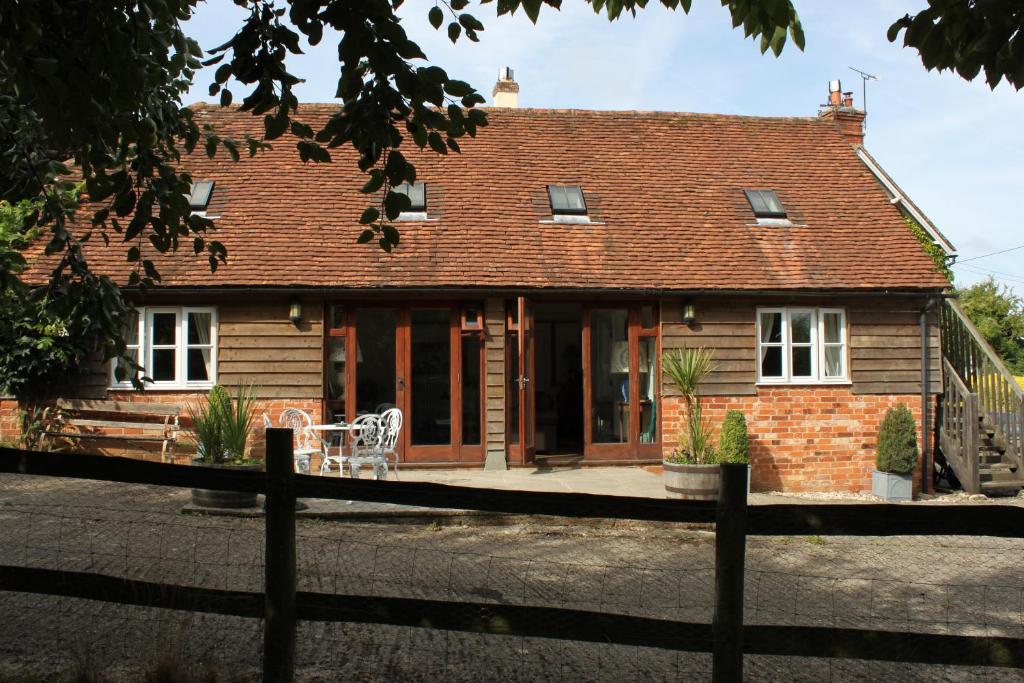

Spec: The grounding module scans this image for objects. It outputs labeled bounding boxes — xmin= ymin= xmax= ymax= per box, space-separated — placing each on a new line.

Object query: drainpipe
xmin=920 ymin=296 xmax=934 ymax=494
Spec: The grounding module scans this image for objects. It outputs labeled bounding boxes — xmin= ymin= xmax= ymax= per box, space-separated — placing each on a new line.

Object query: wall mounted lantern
xmin=288 ymin=299 xmax=302 ymax=326
xmin=682 ymin=301 xmax=697 ymax=326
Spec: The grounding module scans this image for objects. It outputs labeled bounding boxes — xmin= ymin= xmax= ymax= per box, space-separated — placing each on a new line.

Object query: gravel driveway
xmin=1 ymin=473 xmax=1022 ymax=681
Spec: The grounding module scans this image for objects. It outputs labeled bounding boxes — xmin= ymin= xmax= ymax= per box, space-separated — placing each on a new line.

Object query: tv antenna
xmin=848 ymin=66 xmax=879 ymax=122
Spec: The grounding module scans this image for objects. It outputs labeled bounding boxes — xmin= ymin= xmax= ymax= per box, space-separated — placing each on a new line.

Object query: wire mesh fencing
xmin=0 ymin=472 xmax=720 ymax=681
xmin=3 ymin=446 xmax=1024 ymax=681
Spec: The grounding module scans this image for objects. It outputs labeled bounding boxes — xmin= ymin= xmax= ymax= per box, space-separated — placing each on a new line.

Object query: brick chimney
xmin=492 ymin=67 xmax=519 ymax=108
xmin=818 ymin=79 xmax=865 ymax=147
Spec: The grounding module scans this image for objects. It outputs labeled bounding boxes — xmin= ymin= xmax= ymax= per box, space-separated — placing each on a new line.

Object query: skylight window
xmin=548 ymin=185 xmax=587 ymax=215
xmin=395 ymin=181 xmax=426 ymax=212
xmin=743 ymin=189 xmax=787 ymax=219
xmin=189 ymin=181 xmax=215 ymax=211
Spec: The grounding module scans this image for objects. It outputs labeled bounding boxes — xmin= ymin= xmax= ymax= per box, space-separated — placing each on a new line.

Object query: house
xmin=5 ymin=73 xmax=979 ymax=494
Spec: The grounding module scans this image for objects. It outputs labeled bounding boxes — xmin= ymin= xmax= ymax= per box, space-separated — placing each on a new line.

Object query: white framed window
xmin=756 ymin=307 xmax=848 ymax=384
xmin=110 ymin=306 xmax=217 ymax=389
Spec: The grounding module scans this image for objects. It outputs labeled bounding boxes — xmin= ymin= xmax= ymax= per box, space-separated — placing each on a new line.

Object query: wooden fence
xmin=2 ymin=432 xmax=1024 ymax=682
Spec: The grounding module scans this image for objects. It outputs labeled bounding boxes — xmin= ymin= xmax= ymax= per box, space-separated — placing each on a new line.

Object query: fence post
xmin=264 ymin=428 xmax=296 ymax=683
xmin=712 ymin=463 xmax=748 ymax=683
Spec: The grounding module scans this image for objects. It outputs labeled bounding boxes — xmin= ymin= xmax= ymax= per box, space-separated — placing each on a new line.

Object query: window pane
xmin=327 ymin=337 xmax=346 ymax=401
xmin=330 ymin=305 xmax=345 ymax=330
xmin=639 ymin=337 xmax=657 ymax=443
xmin=152 ymin=313 xmax=176 ymax=346
xmin=411 ymin=309 xmax=451 ymax=445
xmin=115 ymin=349 xmax=139 ymax=382
xmin=152 ymin=348 xmax=176 ymax=381
xmin=760 ymin=346 xmax=783 ymax=378
xmin=760 ymin=312 xmax=782 ymax=343
xmin=355 ymin=309 xmax=396 ymax=415
xmin=591 ymin=309 xmax=629 ymax=444
xmin=824 ymin=345 xmax=844 ymax=378
xmin=791 ymin=312 xmax=812 ymax=344
xmin=124 ymin=315 xmax=140 ymax=346
xmin=462 ymin=336 xmax=482 ymax=445
xmin=792 ymin=346 xmax=813 ymax=377
xmin=189 ymin=181 xmax=215 ymax=210
xmin=508 ymin=332 xmax=519 ymax=444
xmin=641 ymin=304 xmax=655 ymax=329
xmin=187 ymin=348 xmax=211 ymax=382
xmin=824 ymin=312 xmax=842 ymax=344
xmin=187 ymin=312 xmax=212 ymax=345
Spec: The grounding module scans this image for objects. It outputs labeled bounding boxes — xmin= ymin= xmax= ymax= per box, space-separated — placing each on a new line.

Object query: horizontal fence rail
xmin=5 ymin=447 xmax=1024 ymax=537
xmin=2 ymin=564 xmax=1020 ymax=670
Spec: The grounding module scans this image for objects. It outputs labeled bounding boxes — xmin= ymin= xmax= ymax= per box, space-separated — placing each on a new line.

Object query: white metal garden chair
xmin=346 ymin=413 xmax=388 ymax=480
xmin=377 ymin=407 xmax=403 ymax=480
xmin=278 ymin=408 xmax=320 ymax=475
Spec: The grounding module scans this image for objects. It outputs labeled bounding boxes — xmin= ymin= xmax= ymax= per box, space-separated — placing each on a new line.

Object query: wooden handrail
xmin=945 ymin=298 xmax=1024 ymax=398
xmin=943 ymin=357 xmax=971 ymax=396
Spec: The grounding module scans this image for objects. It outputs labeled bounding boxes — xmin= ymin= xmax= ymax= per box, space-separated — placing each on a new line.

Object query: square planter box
xmin=872 ymin=470 xmax=913 ymax=501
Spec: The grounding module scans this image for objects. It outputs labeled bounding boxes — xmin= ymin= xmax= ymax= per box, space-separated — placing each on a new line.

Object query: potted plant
xmin=717 ymin=409 xmax=751 ymax=494
xmin=662 ymin=346 xmax=720 ymax=500
xmin=189 ymin=384 xmax=262 ymax=508
xmin=871 ymin=403 xmax=918 ymax=501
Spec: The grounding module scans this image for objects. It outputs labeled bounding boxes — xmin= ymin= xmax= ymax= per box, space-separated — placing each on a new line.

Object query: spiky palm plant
xmin=662 ymin=346 xmax=716 ymax=464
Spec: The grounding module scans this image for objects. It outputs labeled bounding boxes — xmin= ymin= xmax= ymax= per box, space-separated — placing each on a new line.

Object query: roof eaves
xmin=856 ymin=146 xmax=958 ymax=256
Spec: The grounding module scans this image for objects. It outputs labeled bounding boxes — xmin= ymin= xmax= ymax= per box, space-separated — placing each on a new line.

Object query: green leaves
xmin=889 ymin=2 xmax=1024 ymax=90
xmin=429 ymin=6 xmax=444 ymax=29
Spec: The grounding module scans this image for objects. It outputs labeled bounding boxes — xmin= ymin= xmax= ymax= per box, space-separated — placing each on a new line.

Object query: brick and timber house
xmin=12 ymin=73 xmax=1015 ymax=496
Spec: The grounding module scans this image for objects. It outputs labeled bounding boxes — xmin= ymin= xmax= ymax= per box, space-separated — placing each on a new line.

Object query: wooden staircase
xmin=938 ymin=299 xmax=1024 ymax=494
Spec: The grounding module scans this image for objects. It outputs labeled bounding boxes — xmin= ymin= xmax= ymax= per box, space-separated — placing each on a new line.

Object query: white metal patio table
xmin=308 ymin=422 xmax=362 ymax=476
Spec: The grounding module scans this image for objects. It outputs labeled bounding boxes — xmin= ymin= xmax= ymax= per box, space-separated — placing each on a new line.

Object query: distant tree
xmin=957 ymin=277 xmax=1024 ymax=375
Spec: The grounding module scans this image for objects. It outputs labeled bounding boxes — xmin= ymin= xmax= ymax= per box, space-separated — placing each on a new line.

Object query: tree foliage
xmin=0 ymin=193 xmax=135 ymax=398
xmin=957 ymin=277 xmax=1024 ymax=374
xmin=875 ymin=403 xmax=918 ymax=475
xmin=2 ymin=0 xmax=1018 ymax=385
xmin=889 ymin=1 xmax=1024 ymax=90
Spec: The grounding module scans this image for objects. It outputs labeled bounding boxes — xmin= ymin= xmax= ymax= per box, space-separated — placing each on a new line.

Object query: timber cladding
xmin=484 ymin=298 xmax=506 ymax=462
xmin=217 ymin=299 xmax=324 ymax=399
xmin=660 ymin=296 xmax=940 ymax=397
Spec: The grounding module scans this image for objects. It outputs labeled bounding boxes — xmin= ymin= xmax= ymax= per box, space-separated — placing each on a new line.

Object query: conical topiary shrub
xmin=875 ymin=404 xmax=918 ymax=474
xmin=717 ymin=410 xmax=749 ymax=465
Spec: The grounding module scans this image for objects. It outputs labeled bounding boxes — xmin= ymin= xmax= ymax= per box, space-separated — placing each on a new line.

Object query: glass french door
xmin=583 ymin=303 xmax=660 ymax=460
xmin=325 ymin=304 xmax=484 ymax=463
xmin=505 ymin=297 xmax=536 ymax=464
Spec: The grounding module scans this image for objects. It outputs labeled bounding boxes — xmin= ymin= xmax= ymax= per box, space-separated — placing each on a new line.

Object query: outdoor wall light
xmin=682 ymin=301 xmax=697 ymax=326
xmin=288 ymin=299 xmax=302 ymax=325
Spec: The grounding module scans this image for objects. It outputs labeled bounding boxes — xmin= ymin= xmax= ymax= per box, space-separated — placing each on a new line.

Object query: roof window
xmin=395 ymin=181 xmax=426 ymax=213
xmin=743 ymin=189 xmax=787 ymax=220
xmin=188 ymin=181 xmax=215 ymax=211
xmin=548 ymin=185 xmax=587 ymax=216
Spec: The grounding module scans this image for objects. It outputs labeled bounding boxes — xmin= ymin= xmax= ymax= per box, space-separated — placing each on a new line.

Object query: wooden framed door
xmin=518 ymin=297 xmax=536 ymax=463
xmin=507 ymin=297 xmax=536 ymax=464
xmin=324 ymin=302 xmax=485 ymax=464
xmin=583 ymin=302 xmax=660 ymax=461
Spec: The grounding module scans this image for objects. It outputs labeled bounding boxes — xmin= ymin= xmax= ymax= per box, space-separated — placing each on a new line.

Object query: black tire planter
xmin=191 ymin=460 xmax=262 ymax=509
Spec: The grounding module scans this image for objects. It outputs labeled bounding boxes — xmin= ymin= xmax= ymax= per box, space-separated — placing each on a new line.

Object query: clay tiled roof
xmin=28 ymin=105 xmax=951 ymax=291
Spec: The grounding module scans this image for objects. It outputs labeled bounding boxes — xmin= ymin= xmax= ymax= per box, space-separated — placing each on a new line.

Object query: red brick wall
xmin=0 ymin=399 xmax=19 ymax=444
xmin=662 ymin=387 xmax=935 ymax=494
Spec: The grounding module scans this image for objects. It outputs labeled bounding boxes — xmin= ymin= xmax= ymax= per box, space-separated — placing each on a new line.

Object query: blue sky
xmin=185 ymin=0 xmax=1024 ymax=293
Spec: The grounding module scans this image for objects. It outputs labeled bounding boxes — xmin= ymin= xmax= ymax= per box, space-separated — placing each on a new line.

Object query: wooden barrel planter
xmin=191 ymin=461 xmax=263 ymax=509
xmin=663 ymin=461 xmax=721 ymax=500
